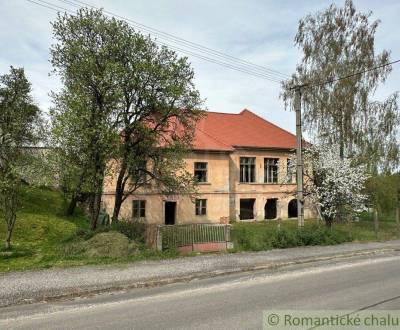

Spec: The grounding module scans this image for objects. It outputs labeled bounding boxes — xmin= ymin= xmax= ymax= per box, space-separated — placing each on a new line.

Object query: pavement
xmin=1 ymin=250 xmax=400 ymax=329
xmin=1 ymin=240 xmax=400 ymax=308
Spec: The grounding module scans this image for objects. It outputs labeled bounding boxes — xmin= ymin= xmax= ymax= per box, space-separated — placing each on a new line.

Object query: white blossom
xmin=287 ymin=144 xmax=369 ymax=223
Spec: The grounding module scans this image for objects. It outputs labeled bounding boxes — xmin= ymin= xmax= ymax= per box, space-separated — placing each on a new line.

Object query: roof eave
xmin=232 ymin=145 xmax=296 ymax=152
xmin=191 ymin=148 xmax=233 ymax=154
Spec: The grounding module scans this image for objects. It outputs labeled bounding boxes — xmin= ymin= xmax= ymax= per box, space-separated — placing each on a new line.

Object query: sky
xmin=1 ymin=0 xmax=399 ymax=134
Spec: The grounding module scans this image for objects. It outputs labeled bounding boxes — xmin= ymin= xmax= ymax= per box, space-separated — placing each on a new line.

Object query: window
xmin=132 ymin=200 xmax=146 ymax=218
xmin=195 ymin=199 xmax=207 ymax=216
xmin=240 ymin=198 xmax=255 ymax=220
xmin=194 ymin=162 xmax=208 ymax=183
xmin=265 ymin=198 xmax=278 ymax=219
xmin=240 ymin=157 xmax=256 ymax=183
xmin=264 ymin=158 xmax=278 ymax=183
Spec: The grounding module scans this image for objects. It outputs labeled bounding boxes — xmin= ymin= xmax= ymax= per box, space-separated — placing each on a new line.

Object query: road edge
xmin=2 ymin=246 xmax=398 ymax=308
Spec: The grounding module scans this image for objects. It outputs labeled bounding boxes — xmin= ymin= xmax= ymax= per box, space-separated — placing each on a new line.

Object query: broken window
xmin=288 ymin=199 xmax=298 ymax=218
xmin=132 ymin=200 xmax=146 ymax=219
xmin=240 ymin=157 xmax=256 ymax=183
xmin=195 ymin=199 xmax=207 ymax=216
xmin=194 ymin=162 xmax=208 ymax=183
xmin=240 ymin=198 xmax=255 ymax=220
xmin=264 ymin=158 xmax=279 ymax=183
xmin=265 ymin=198 xmax=277 ymax=219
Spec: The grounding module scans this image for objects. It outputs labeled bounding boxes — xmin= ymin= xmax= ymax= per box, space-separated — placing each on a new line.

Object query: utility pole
xmin=396 ymin=187 xmax=400 ymax=236
xmin=294 ymin=87 xmax=304 ymax=228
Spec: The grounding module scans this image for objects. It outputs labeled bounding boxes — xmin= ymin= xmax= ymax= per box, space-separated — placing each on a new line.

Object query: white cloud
xmin=0 ymin=0 xmax=398 ymax=134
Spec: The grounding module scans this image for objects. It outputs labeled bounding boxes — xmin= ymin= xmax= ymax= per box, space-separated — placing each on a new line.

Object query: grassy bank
xmin=0 ymin=187 xmax=176 ymax=273
xmin=1 ymin=187 xmax=398 ymax=272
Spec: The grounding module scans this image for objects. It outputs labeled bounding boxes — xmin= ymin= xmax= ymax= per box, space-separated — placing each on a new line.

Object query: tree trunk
xmin=112 ymin=190 xmax=123 ymax=223
xmin=4 ymin=214 xmax=16 ymax=250
xmin=373 ymin=208 xmax=379 ymax=237
xmin=112 ymin=159 xmax=128 ymax=222
xmin=90 ymin=192 xmax=102 ymax=231
xmin=325 ymin=217 xmax=333 ymax=228
xmin=89 ymin=164 xmax=105 ymax=230
xmin=396 ymin=206 xmax=399 ymax=236
xmin=65 ymin=169 xmax=87 ymax=216
xmin=339 ymin=113 xmax=345 ymax=159
xmin=66 ymin=194 xmax=79 ymax=216
xmin=5 ymin=227 xmax=13 ymax=250
xmin=3 ymin=184 xmax=18 ymax=250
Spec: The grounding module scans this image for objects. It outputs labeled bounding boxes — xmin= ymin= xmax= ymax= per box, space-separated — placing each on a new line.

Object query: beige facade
xmin=102 ymin=148 xmax=316 ymax=224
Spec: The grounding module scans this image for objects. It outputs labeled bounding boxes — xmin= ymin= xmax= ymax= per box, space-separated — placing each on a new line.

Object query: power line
xmin=57 ymin=0 xmax=290 ymax=79
xmin=26 ymin=0 xmax=285 ymax=83
xmin=294 ymin=59 xmax=400 ymax=90
xmin=26 ymin=0 xmax=73 ymax=13
xmin=158 ymin=43 xmax=283 ymax=82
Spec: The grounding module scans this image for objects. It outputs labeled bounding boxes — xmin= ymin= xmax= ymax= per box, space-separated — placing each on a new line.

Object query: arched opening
xmin=264 ymin=199 xmax=277 ymax=220
xmin=288 ymin=199 xmax=298 ymax=218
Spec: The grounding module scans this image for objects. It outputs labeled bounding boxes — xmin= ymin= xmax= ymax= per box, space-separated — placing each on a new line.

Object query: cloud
xmin=1 ymin=0 xmax=398 ymax=135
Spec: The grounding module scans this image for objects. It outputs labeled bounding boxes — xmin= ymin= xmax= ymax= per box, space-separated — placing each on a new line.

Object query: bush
xmin=270 ymin=226 xmax=351 ymax=248
xmin=113 ymin=221 xmax=146 ymax=243
xmin=271 ymin=228 xmax=298 ymax=248
xmin=232 ymin=222 xmax=352 ymax=251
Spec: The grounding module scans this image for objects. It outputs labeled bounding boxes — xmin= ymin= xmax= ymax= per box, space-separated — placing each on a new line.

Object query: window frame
xmin=195 ymin=198 xmax=207 ymax=216
xmin=240 ymin=157 xmax=256 ymax=183
xmin=132 ymin=200 xmax=146 ymax=219
xmin=194 ymin=162 xmax=208 ymax=183
xmin=264 ymin=158 xmax=279 ymax=183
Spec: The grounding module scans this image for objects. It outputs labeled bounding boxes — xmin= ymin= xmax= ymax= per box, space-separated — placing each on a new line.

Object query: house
xmin=102 ymin=109 xmax=315 ymax=224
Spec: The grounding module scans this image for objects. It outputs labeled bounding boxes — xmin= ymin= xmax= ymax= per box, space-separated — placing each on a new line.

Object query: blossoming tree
xmin=287 ymin=144 xmax=369 ymax=226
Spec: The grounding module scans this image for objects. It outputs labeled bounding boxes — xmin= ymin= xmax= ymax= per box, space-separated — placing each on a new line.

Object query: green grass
xmin=1 ymin=187 xmax=398 ymax=272
xmin=0 ymin=186 xmax=177 ymax=273
xmin=231 ymin=215 xmax=400 ymax=252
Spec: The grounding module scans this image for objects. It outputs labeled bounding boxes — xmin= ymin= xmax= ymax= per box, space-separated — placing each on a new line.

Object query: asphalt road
xmin=1 ymin=252 xmax=400 ymax=330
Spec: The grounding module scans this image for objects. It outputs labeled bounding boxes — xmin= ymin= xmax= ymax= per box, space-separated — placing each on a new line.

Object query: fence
xmin=156 ymin=223 xmax=231 ymax=252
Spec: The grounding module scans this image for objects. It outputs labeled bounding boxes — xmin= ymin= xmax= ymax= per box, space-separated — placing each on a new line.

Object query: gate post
xmin=156 ymin=226 xmax=162 ymax=251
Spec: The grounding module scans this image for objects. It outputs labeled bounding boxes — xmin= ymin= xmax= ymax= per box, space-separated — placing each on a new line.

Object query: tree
xmin=109 ymin=25 xmax=203 ymax=221
xmin=50 ymin=90 xmax=104 ymax=216
xmin=365 ymin=173 xmax=400 ymax=218
xmin=50 ymin=8 xmax=203 ymax=227
xmin=50 ymin=9 xmax=123 ymax=229
xmin=0 ymin=67 xmax=41 ymax=249
xmin=282 ymin=0 xmax=400 ymax=173
xmin=287 ymin=144 xmax=369 ymax=226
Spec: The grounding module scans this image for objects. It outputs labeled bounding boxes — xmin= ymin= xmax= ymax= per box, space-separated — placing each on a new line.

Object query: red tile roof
xmin=192 ymin=109 xmax=297 ymax=151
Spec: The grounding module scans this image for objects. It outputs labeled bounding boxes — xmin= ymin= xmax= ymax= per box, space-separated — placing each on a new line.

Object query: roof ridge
xmin=205 ymin=110 xmax=240 ymax=115
xmin=240 ymin=109 xmax=296 ymax=138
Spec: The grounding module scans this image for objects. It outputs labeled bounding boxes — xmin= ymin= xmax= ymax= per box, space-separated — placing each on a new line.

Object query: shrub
xmin=113 ymin=221 xmax=146 ymax=243
xmin=232 ymin=223 xmax=352 ymax=251
xmin=271 ymin=228 xmax=299 ymax=248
